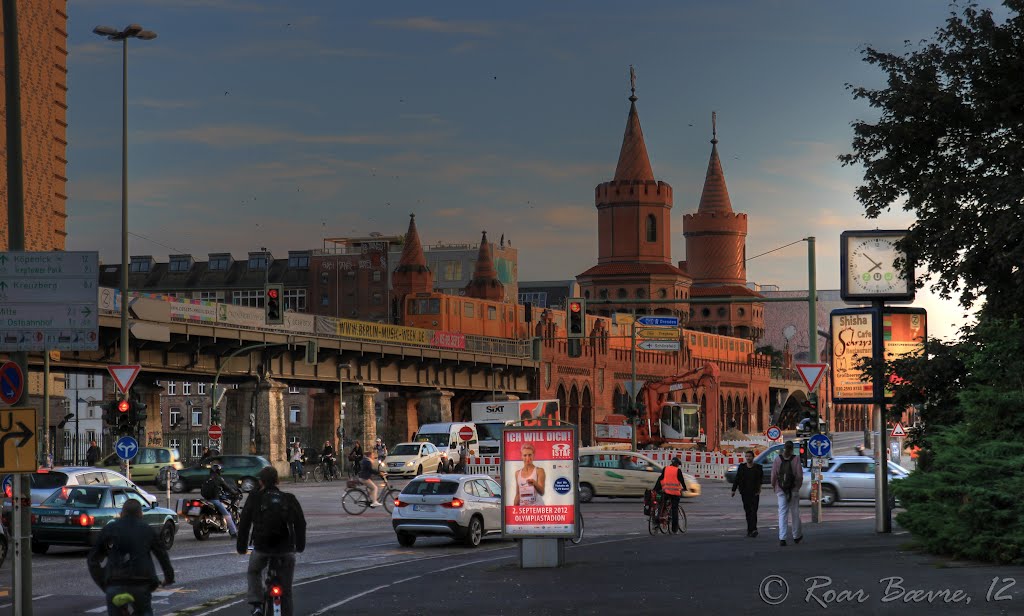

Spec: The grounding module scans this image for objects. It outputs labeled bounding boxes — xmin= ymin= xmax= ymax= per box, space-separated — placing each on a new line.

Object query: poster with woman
xmin=502 ymin=427 xmax=576 ymax=537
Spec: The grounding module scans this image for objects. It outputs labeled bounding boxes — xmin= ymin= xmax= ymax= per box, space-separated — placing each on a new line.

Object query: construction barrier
xmin=464 ymin=457 xmax=501 ymax=479
xmin=466 ymin=450 xmax=750 ymax=481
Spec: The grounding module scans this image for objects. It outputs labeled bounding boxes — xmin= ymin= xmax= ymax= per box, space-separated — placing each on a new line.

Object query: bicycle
xmin=289 ymin=462 xmax=307 ymax=483
xmin=342 ymin=476 xmax=400 ymax=515
xmin=312 ymin=458 xmax=338 ymax=483
xmin=262 ymin=555 xmax=289 ymax=616
xmin=648 ymin=491 xmax=687 ymax=536
xmin=570 ymin=509 xmax=584 ymax=544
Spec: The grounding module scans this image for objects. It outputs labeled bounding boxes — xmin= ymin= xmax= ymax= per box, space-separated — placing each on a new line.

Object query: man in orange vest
xmin=654 ymin=457 xmax=685 ymax=533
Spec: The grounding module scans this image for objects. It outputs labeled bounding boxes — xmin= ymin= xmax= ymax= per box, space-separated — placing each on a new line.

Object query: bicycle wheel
xmin=342 ymin=489 xmax=369 ymax=515
xmin=657 ymin=502 xmax=670 ymax=534
xmin=648 ymin=511 xmax=660 ymax=536
xmin=382 ymin=488 xmax=400 ymax=513
xmin=312 ymin=465 xmax=325 ymax=483
xmin=571 ymin=512 xmax=583 ymax=544
xmin=673 ymin=507 xmax=688 ymax=535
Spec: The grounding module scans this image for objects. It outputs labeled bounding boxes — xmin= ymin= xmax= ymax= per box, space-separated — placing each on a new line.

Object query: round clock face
xmin=846 ymin=237 xmax=907 ymax=295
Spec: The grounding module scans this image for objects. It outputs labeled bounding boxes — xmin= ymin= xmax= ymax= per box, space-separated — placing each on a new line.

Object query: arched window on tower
xmin=646 ymin=214 xmax=657 ymax=242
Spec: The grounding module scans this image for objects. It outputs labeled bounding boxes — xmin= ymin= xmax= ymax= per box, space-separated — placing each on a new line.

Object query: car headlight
xmin=406 ymin=461 xmax=415 ymax=466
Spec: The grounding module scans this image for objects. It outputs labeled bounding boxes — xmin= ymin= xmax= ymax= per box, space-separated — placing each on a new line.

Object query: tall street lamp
xmin=92 ymin=24 xmax=157 ymax=365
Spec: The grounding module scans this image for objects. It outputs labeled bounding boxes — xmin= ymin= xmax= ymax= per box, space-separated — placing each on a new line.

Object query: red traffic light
xmin=569 ymin=302 xmax=582 ymax=313
xmin=267 ymin=288 xmax=279 ymax=300
xmin=118 ymin=399 xmax=130 ymax=413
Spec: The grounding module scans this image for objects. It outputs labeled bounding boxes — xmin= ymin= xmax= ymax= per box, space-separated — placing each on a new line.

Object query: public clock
xmin=840 ymin=230 xmax=915 ymax=302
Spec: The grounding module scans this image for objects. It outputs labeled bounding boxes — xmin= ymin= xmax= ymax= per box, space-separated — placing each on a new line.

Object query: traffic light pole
xmin=807 ymin=236 xmax=823 ymax=525
xmin=630 ymin=310 xmax=638 ymax=452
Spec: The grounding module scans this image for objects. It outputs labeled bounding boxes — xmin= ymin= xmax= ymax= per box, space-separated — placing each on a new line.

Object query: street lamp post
xmin=92 ymin=24 xmax=157 ymax=365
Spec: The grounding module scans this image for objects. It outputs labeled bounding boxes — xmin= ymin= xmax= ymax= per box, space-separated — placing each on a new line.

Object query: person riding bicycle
xmin=347 ymin=440 xmax=363 ymax=477
xmin=289 ymin=443 xmax=305 ymax=480
xmin=237 ymin=466 xmax=306 ymax=616
xmin=373 ymin=437 xmax=388 ymax=461
xmin=87 ymin=499 xmax=175 ymax=616
xmin=202 ymin=464 xmax=240 ymax=538
xmin=321 ymin=440 xmax=338 ymax=479
xmin=653 ymin=457 xmax=685 ymax=533
xmin=358 ymin=450 xmax=383 ymax=508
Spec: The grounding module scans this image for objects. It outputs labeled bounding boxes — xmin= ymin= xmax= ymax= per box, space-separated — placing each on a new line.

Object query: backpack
xmin=254 ymin=490 xmax=292 ymax=546
xmin=201 ymin=476 xmax=220 ymax=500
xmin=778 ymin=456 xmax=796 ymax=493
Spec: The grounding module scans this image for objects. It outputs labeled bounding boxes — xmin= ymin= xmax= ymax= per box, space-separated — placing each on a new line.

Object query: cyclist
xmin=373 ymin=437 xmax=388 ymax=461
xmin=289 ymin=443 xmax=305 ymax=481
xmin=202 ymin=464 xmax=240 ymax=538
xmin=347 ymin=440 xmax=363 ymax=477
xmin=653 ymin=457 xmax=685 ymax=533
xmin=87 ymin=499 xmax=175 ymax=615
xmin=358 ymin=450 xmax=382 ymax=507
xmin=237 ymin=466 xmax=306 ymax=616
xmin=321 ymin=440 xmax=338 ymax=479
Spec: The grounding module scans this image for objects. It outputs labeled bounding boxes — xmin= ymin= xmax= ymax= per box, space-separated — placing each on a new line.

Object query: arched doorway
xmin=613 ymin=386 xmax=628 ymax=415
xmin=757 ymin=397 xmax=765 ymax=431
xmin=742 ymin=397 xmax=750 ymax=433
xmin=556 ymin=384 xmax=567 ymax=419
xmin=568 ymin=385 xmax=580 ymax=428
xmin=581 ymin=386 xmax=593 ymax=446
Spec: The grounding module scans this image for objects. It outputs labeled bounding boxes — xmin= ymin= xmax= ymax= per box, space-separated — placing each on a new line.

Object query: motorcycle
xmin=180 ymin=492 xmax=242 ymax=540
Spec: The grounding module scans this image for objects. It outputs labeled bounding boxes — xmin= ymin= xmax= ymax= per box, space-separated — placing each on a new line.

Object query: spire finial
xmin=711 ymin=111 xmax=718 ymax=145
xmin=629 ymin=65 xmax=637 ymax=102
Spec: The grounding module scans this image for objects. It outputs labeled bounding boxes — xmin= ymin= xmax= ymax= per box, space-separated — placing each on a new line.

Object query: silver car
xmin=392 ymin=474 xmax=502 ymax=547
xmin=798 ymin=456 xmax=909 ymax=506
xmin=25 ymin=467 xmax=159 ymax=506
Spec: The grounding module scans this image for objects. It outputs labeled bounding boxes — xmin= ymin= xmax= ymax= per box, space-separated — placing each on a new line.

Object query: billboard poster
xmin=831 ymin=310 xmax=875 ymax=403
xmin=882 ymin=310 xmax=927 ymax=398
xmin=501 ymin=426 xmax=577 ymax=537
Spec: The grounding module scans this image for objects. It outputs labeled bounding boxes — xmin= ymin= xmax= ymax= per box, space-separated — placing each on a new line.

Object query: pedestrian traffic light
xmin=567 ymin=298 xmax=585 ymax=339
xmin=265 ymin=284 xmax=284 ymax=325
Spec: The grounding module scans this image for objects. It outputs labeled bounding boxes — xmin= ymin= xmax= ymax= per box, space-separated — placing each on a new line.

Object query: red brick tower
xmin=577 ymin=77 xmax=691 ymax=319
xmin=681 ymin=113 xmax=765 ymax=340
xmin=392 ymin=214 xmax=434 ymax=298
xmin=465 ymin=231 xmax=505 ymax=301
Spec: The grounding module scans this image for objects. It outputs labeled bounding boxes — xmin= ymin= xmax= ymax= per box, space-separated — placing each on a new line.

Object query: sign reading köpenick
xmin=501 ymin=426 xmax=577 ymax=538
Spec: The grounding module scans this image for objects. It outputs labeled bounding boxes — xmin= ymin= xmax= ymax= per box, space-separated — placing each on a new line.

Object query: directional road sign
xmin=636 ymin=316 xmax=679 ymax=327
xmin=108 ymin=365 xmax=142 ymax=395
xmin=0 ymin=408 xmax=37 ymax=472
xmin=766 ymin=425 xmax=782 ymax=441
xmin=796 ymin=363 xmax=827 ymax=392
xmin=807 ymin=434 xmax=832 ymax=458
xmin=0 ymin=251 xmax=99 ymax=351
xmin=636 ymin=327 xmax=679 ymax=340
xmin=115 ymin=436 xmax=140 ymax=461
xmin=637 ymin=340 xmax=680 ymax=351
xmin=0 ymin=361 xmax=24 ymax=404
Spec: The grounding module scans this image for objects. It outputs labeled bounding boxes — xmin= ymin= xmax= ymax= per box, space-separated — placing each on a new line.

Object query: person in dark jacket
xmin=203 ymin=464 xmax=240 ymax=537
xmin=87 ymin=499 xmax=174 ymax=615
xmin=85 ymin=440 xmax=102 ymax=467
xmin=236 ymin=466 xmax=306 ymax=616
xmin=731 ymin=450 xmax=764 ymax=537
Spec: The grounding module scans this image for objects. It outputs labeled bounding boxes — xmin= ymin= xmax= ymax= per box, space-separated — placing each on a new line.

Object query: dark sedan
xmin=172 ymin=455 xmax=272 ymax=493
xmin=30 ymin=485 xmax=178 ymax=554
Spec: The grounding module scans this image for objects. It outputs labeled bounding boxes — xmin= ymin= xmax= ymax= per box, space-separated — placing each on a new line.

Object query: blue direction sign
xmin=636 ymin=316 xmax=679 ymax=327
xmin=807 ymin=434 xmax=832 ymax=458
xmin=0 ymin=361 xmax=24 ymax=404
xmin=115 ymin=436 xmax=140 ymax=461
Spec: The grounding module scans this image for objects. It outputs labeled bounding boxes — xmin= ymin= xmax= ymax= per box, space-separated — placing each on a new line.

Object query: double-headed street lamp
xmin=92 ymin=24 xmax=157 ymax=365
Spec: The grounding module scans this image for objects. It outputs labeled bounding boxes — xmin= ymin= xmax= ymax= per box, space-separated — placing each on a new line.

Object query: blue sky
xmin=65 ymin=0 xmax=998 ymax=339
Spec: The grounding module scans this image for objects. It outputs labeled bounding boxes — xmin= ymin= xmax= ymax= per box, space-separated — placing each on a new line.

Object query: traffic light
xmin=102 ymin=401 xmax=119 ymax=427
xmin=210 ymin=407 xmax=221 ymax=425
xmin=115 ymin=396 xmax=131 ymax=435
xmin=804 ymin=395 xmax=820 ymax=434
xmin=130 ymin=391 xmax=148 ymax=425
xmin=567 ymin=298 xmax=585 ymax=339
xmin=265 ymin=284 xmax=284 ymax=325
xmin=798 ymin=439 xmax=809 ymax=466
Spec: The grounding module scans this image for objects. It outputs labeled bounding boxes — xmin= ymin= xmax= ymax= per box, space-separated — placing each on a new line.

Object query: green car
xmin=30 ymin=485 xmax=178 ymax=554
xmin=99 ymin=447 xmax=183 ymax=484
xmin=172 ymin=455 xmax=272 ymax=493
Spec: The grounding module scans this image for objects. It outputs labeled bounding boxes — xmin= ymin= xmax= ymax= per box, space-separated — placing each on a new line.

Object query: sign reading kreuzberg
xmin=501 ymin=426 xmax=577 ymax=538
xmin=831 ymin=310 xmax=875 ymax=403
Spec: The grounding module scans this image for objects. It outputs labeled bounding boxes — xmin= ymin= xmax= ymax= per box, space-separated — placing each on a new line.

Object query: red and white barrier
xmin=464 ymin=457 xmax=501 ymax=479
xmin=464 ymin=451 xmax=745 ymax=481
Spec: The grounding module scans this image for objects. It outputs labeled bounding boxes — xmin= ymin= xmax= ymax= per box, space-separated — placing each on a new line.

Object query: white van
xmin=412 ymin=422 xmax=479 ymax=472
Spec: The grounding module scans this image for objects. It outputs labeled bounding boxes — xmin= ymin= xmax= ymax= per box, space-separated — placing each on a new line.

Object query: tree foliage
xmin=839 ymin=1 xmax=1024 ymax=320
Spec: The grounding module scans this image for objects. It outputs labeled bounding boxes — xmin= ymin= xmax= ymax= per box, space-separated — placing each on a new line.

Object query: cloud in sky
xmin=374 ymin=16 xmax=496 ymax=37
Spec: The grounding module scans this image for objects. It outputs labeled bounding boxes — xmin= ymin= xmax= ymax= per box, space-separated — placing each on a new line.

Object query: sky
xmin=65 ymin=0 xmax=1000 ymax=341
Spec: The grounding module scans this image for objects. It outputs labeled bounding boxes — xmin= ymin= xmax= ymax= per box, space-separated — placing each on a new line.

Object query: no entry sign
xmin=208 ymin=425 xmax=223 ymax=440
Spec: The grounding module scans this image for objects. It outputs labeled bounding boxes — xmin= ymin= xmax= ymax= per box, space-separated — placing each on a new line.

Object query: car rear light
xmin=442 ymin=498 xmax=465 ymax=509
xmin=78 ymin=514 xmax=94 ymax=526
xmin=425 ymin=477 xmax=441 ymax=483
xmin=270 ymin=585 xmax=282 ymax=597
xmin=394 ymin=499 xmax=409 ymax=508
xmin=191 ymin=500 xmax=204 ymax=508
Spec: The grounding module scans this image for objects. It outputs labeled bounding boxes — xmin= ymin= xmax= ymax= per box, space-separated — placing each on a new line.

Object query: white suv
xmin=392 ymin=474 xmax=502 ymax=547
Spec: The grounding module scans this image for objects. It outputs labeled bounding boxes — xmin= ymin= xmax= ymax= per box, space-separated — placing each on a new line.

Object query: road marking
xmin=0 ymin=593 xmax=53 ymax=609
xmin=172 ymin=549 xmax=239 ymax=561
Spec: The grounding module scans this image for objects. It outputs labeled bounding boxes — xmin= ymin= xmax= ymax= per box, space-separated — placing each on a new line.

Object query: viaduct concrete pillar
xmin=255 ymin=378 xmax=288 ymax=475
xmin=139 ymin=386 xmax=163 ymax=448
xmin=224 ymin=383 xmax=255 ymax=456
xmin=344 ymin=385 xmax=379 ymax=451
xmin=386 ymin=395 xmax=419 ymax=444
xmin=417 ymin=389 xmax=453 ymax=426
xmin=311 ymin=392 xmax=341 ymax=452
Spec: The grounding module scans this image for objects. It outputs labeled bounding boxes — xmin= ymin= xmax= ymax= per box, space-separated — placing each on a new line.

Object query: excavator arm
xmin=639 ymin=363 xmax=722 ymax=451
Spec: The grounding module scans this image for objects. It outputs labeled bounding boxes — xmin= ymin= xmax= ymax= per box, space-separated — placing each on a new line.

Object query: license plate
xmin=389 ymin=463 xmax=402 ymax=468
xmin=187 ymin=507 xmax=201 ymax=516
xmin=413 ymin=504 xmax=436 ymax=512
xmin=40 ymin=515 xmax=65 ymax=524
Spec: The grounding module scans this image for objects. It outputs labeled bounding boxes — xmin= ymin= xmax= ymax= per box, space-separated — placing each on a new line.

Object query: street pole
xmin=807 ymin=237 xmax=822 ymax=524
xmin=120 ymin=35 xmax=129 ymax=366
xmin=872 ymin=302 xmax=891 ymax=533
xmin=630 ymin=309 xmax=638 ymax=452
xmin=43 ymin=352 xmax=51 ymax=467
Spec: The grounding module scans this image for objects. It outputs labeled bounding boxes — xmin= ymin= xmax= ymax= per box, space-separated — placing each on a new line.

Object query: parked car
xmin=795 ymin=418 xmax=816 ymax=437
xmin=798 ymin=456 xmax=910 ymax=506
xmin=577 ymin=449 xmax=700 ymax=503
xmin=724 ymin=442 xmax=809 ymax=485
xmin=16 ymin=467 xmax=159 ymax=507
xmin=29 ymin=485 xmax=178 ymax=554
xmin=172 ymin=455 xmax=272 ymax=493
xmin=99 ymin=447 xmax=183 ymax=484
xmin=384 ymin=442 xmax=445 ymax=478
xmin=392 ymin=474 xmax=503 ymax=547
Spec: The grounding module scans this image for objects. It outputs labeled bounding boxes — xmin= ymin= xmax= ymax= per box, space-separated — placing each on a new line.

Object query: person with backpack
xmin=202 ymin=464 xmax=240 ymax=538
xmin=236 ymin=466 xmax=306 ymax=616
xmin=771 ymin=440 xmax=804 ymax=546
xmin=87 ymin=499 xmax=174 ymax=615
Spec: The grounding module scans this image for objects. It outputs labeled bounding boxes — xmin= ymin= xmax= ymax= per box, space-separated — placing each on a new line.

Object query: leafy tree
xmin=839 ymin=1 xmax=1024 ymax=320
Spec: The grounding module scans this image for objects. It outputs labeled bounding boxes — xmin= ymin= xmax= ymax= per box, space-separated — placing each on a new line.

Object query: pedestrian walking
xmin=731 ymin=450 xmax=764 ymax=537
xmin=85 ymin=440 xmax=102 ymax=467
xmin=770 ymin=440 xmax=804 ymax=546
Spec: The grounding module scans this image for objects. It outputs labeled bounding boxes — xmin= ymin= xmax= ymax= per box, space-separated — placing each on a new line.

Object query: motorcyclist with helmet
xmin=202 ymin=464 xmax=240 ymax=538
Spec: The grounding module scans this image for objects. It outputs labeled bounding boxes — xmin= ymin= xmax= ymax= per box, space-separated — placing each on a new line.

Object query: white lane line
xmin=172 ymin=549 xmax=239 ymax=561
xmin=0 ymin=593 xmax=54 ymax=609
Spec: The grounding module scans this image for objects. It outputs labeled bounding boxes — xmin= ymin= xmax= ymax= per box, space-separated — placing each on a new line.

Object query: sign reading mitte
xmin=0 ymin=251 xmax=99 ymax=351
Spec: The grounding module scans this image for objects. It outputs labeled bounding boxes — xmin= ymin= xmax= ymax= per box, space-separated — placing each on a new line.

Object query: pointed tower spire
xmin=464 ymin=230 xmax=505 ymax=301
xmin=613 ymin=66 xmax=655 ymax=182
xmin=392 ymin=213 xmax=433 ymax=296
xmin=697 ymin=111 xmax=734 ymax=214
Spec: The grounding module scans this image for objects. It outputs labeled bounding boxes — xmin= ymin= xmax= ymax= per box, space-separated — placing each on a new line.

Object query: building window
xmin=321 ymin=292 xmax=330 ymax=306
xmin=198 ymin=382 xmax=206 ymax=395
xmin=289 ymin=405 xmax=301 ymax=424
xmin=198 ymin=291 xmax=224 ymax=302
xmin=192 ymin=407 xmax=203 ymax=426
xmin=86 ymin=429 xmax=96 ymax=444
xmin=599 ymin=289 xmax=608 ymax=299
xmin=289 ymin=254 xmax=310 ymax=268
xmin=636 ymin=288 xmax=646 ymax=298
xmin=169 ymin=258 xmax=191 ymax=272
xmin=208 ymin=256 xmax=230 ymax=271
xmin=284 ymin=289 xmax=307 ymax=312
xmin=169 ymin=407 xmax=181 ymax=427
xmin=168 ymin=438 xmax=180 ymax=452
xmin=718 ymin=307 xmax=727 ymax=317
xmin=464 ymin=303 xmax=474 ymax=318
xmin=738 ymin=307 xmax=746 ymax=316
xmin=129 ymin=260 xmax=151 ymax=273
xmin=488 ymin=306 xmax=497 ymax=320
xmin=701 ymin=308 xmax=710 ymax=317
xmin=658 ymin=288 xmax=668 ymax=299
xmin=233 ymin=290 xmax=264 ymax=308
xmin=617 ymin=288 xmax=628 ymax=299
xmin=183 ymin=382 xmax=191 ymax=396
xmin=248 ymin=256 xmax=269 ymax=271
xmin=191 ymin=438 xmax=204 ymax=459
xmin=288 ymin=385 xmax=300 ymax=394
xmin=646 ymin=214 xmax=657 ymax=242
xmin=86 ymin=374 xmax=96 ymax=388
xmin=167 ymin=381 xmax=176 ymax=396
xmin=372 ymin=292 xmax=383 ymax=305
xmin=372 ymin=270 xmax=382 ymax=282
xmin=518 ymin=292 xmax=548 ymax=308
xmin=320 ymin=271 xmax=329 ymax=285
xmin=442 ymin=261 xmax=463 ymax=282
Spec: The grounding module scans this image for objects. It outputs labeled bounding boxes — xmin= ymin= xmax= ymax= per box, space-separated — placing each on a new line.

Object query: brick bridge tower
xmin=392 ymin=214 xmax=434 ymax=323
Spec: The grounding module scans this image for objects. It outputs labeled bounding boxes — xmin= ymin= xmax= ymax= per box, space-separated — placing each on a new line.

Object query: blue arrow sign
xmin=115 ymin=436 xmax=139 ymax=461
xmin=808 ymin=434 xmax=832 ymax=458
xmin=636 ymin=316 xmax=679 ymax=327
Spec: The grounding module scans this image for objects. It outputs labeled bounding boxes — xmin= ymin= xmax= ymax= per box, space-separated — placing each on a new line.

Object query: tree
xmin=839 ymin=1 xmax=1024 ymax=320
